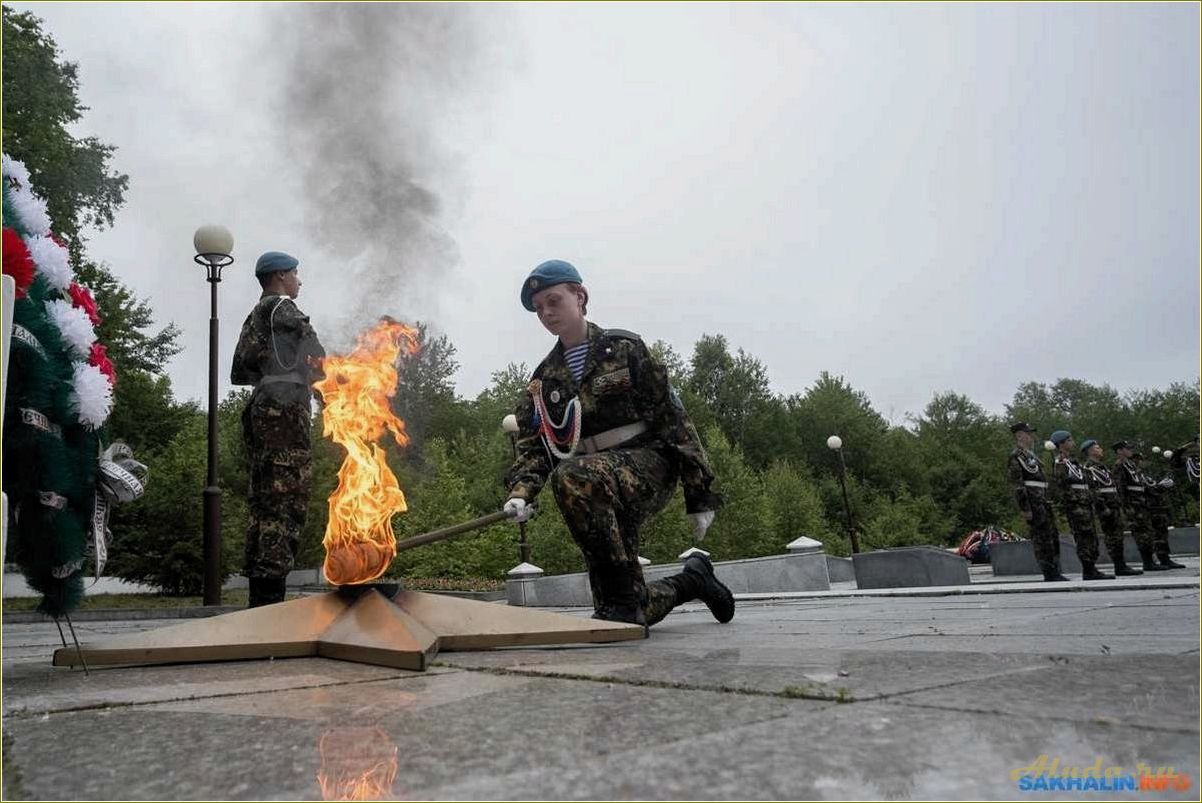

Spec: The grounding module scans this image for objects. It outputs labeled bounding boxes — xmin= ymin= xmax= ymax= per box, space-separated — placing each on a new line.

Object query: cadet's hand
xmin=503 ymin=497 xmax=535 ymax=523
xmin=688 ymin=510 xmax=715 ymax=541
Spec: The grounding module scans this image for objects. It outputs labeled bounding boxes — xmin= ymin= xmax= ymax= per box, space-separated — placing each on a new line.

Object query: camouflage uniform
xmin=1007 ymin=447 xmax=1061 ymax=576
xmin=1052 ymin=455 xmax=1099 ymax=565
xmin=1115 ymin=458 xmax=1156 ymax=564
xmin=1142 ymin=464 xmax=1181 ymax=565
xmin=506 ymin=322 xmax=723 ymax=626
xmin=1083 ymin=457 xmax=1128 ymax=568
xmin=231 ymin=293 xmax=325 ymax=593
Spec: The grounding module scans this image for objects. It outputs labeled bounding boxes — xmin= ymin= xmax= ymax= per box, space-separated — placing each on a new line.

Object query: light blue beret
xmin=1050 ymin=430 xmax=1072 ymax=446
xmin=255 ymin=251 xmax=299 ymax=276
xmin=521 ymin=260 xmax=583 ymax=311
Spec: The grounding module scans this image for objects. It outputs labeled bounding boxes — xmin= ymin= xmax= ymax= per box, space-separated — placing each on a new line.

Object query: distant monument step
xmin=852 ymin=546 xmax=970 ymax=589
xmin=991 ymin=526 xmax=1199 ymax=576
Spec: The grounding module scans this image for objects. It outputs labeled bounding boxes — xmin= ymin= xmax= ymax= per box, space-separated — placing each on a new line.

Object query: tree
xmin=390 ymin=322 xmax=460 ymax=461
xmin=1 ymin=8 xmax=128 ymax=252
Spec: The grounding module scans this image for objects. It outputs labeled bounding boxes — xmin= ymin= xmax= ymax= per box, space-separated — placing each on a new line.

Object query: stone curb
xmin=737 ymin=576 xmax=1200 ymax=601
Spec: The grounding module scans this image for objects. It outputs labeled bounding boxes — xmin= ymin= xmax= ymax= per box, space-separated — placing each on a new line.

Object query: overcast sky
xmin=13 ymin=2 xmax=1200 ymax=423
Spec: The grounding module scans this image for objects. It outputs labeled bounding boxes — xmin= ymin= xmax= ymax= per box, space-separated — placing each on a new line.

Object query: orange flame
xmin=316 ymin=727 xmax=400 ymax=801
xmin=314 ymin=319 xmax=420 ymax=585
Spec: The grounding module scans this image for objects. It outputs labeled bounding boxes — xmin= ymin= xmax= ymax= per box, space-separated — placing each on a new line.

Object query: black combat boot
xmin=1112 ymin=558 xmax=1143 ymax=577
xmin=681 ymin=553 xmax=735 ymax=623
xmin=1158 ymin=553 xmax=1187 ymax=569
xmin=591 ymin=567 xmax=647 ymax=630
xmin=1080 ymin=561 xmax=1114 ymax=580
xmin=1042 ymin=572 xmax=1070 ymax=582
xmin=248 ymin=576 xmax=287 ymax=608
xmin=1140 ymin=548 xmax=1170 ymax=571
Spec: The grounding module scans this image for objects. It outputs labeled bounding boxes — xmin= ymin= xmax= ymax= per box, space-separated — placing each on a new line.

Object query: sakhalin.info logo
xmin=1011 ymin=755 xmax=1192 ymax=792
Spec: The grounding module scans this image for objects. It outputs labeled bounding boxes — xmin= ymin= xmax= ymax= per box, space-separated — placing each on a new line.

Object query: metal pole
xmin=202 ymin=270 xmax=222 ymax=605
xmin=836 ymin=448 xmax=861 ymax=554
xmin=393 ymin=510 xmax=514 ymax=553
xmin=508 ymin=433 xmax=531 ymax=564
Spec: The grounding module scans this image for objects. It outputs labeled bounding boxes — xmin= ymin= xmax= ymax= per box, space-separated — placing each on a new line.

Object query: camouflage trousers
xmin=1026 ymin=499 xmax=1061 ymax=575
xmin=1095 ymin=503 xmax=1126 ymax=565
xmin=1124 ymin=504 xmax=1156 ymax=558
xmin=1062 ymin=497 xmax=1099 ymax=564
xmin=550 ymin=447 xmax=691 ymax=626
xmin=243 ymin=398 xmax=312 ymax=579
xmin=1149 ymin=507 xmax=1174 ymax=558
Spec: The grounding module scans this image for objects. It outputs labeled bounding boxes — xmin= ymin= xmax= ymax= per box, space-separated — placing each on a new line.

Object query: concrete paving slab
xmin=2 ymin=673 xmax=808 ymax=801
xmin=3 ymin=586 xmax=1197 ymax=800
xmin=424 ymin=701 xmax=1200 ymax=801
xmin=888 ymin=653 xmax=1199 ymax=733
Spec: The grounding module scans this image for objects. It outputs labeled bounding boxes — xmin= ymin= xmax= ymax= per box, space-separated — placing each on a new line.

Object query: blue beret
xmin=255 ymin=251 xmax=299 ymax=276
xmin=1050 ymin=430 xmax=1071 ymax=446
xmin=1079 ymin=438 xmax=1098 ymax=454
xmin=521 ymin=259 xmax=583 ymax=311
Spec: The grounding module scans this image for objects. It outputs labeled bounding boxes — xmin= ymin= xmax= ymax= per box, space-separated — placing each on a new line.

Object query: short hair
xmin=565 ymin=282 xmax=589 ymax=316
xmin=257 ymin=273 xmax=273 ymax=289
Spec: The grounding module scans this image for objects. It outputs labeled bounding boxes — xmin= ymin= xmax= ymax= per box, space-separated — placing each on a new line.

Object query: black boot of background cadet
xmin=248 ymin=576 xmax=287 ymax=608
xmin=682 ymin=553 xmax=735 ymax=623
xmin=1080 ymin=561 xmax=1114 ymax=580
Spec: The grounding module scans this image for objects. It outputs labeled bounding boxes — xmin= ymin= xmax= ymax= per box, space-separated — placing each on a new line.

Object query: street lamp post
xmin=193 ymin=225 xmax=234 ymax=606
xmin=501 ymin=414 xmax=531 ymax=565
xmin=826 ymin=435 xmax=861 ymax=554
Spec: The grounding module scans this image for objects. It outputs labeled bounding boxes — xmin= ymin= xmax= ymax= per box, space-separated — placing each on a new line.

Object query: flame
xmin=315 ymin=319 xmax=420 ymax=585
xmin=317 ymin=727 xmax=400 ymax=801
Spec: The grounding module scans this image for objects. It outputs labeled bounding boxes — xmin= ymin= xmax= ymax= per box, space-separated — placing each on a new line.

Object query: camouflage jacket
xmin=506 ymin=322 xmax=721 ymax=513
xmin=1140 ymin=466 xmax=1175 ymax=514
xmin=1052 ymin=455 xmax=1091 ymax=510
xmin=230 ymin=294 xmax=325 ymax=408
xmin=1083 ymin=458 xmax=1122 ymax=511
xmin=1113 ymin=459 xmax=1148 ymax=510
xmin=1007 ymin=447 xmax=1049 ymax=514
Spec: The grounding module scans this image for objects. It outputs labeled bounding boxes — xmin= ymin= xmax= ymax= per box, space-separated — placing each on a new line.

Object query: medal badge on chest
xmin=1019 ymin=451 xmax=1041 ymax=475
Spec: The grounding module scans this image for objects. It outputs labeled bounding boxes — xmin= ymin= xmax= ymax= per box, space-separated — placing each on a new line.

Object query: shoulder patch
xmin=605 ymin=328 xmax=642 ymax=341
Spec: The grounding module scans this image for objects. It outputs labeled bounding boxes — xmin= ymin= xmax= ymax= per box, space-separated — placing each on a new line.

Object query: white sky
xmin=12 ymin=2 xmax=1200 ymax=423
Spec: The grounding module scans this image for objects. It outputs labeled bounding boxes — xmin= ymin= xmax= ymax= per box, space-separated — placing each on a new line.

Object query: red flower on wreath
xmin=69 ymin=281 xmax=102 ymax=326
xmin=89 ymin=342 xmax=117 ymax=387
xmin=2 ymin=227 xmax=35 ymax=298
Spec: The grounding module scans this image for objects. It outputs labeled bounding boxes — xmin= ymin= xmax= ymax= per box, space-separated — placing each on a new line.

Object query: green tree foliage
xmin=1 ymin=8 xmax=128 ymax=250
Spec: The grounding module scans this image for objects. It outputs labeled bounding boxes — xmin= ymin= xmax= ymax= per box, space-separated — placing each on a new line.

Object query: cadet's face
xmin=1088 ymin=445 xmax=1103 ymax=461
xmin=278 ymin=269 xmax=302 ymax=299
xmin=1016 ymin=431 xmax=1034 ymax=449
xmin=532 ymin=285 xmax=583 ymax=336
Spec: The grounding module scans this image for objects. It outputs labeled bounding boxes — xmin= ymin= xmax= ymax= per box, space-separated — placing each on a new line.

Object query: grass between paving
xmin=2 ymin=731 xmax=27 ymax=800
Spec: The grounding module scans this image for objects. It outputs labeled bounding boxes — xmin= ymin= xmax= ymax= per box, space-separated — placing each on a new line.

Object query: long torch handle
xmin=392 ymin=509 xmax=516 ymax=553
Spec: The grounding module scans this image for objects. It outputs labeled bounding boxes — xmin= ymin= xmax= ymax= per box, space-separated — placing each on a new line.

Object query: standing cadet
xmin=1007 ymin=422 xmax=1067 ymax=581
xmin=1079 ymin=439 xmax=1141 ymax=576
xmin=1113 ymin=441 xmax=1169 ymax=573
xmin=503 ymin=259 xmax=733 ymax=630
xmin=1169 ymin=436 xmax=1200 ymax=507
xmin=1136 ymin=452 xmax=1186 ymax=569
xmin=1050 ymin=430 xmax=1112 ymax=580
xmin=231 ymin=251 xmax=326 ymax=606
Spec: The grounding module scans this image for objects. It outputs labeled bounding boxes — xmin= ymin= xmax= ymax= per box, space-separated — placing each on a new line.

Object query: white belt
xmin=1096 ymin=487 xmax=1117 ymax=494
xmin=1126 ymin=486 xmax=1145 ymax=492
xmin=1023 ymin=481 xmax=1048 ymax=488
xmin=1069 ymin=484 xmax=1089 ymax=491
xmin=577 ymin=422 xmax=649 ymax=455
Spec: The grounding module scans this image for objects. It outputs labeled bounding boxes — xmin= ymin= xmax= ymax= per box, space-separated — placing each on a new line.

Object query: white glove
xmin=688 ymin=510 xmax=715 ymax=541
xmin=1160 ymin=477 xmax=1175 ymax=489
xmin=504 ymin=497 xmax=535 ymax=523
